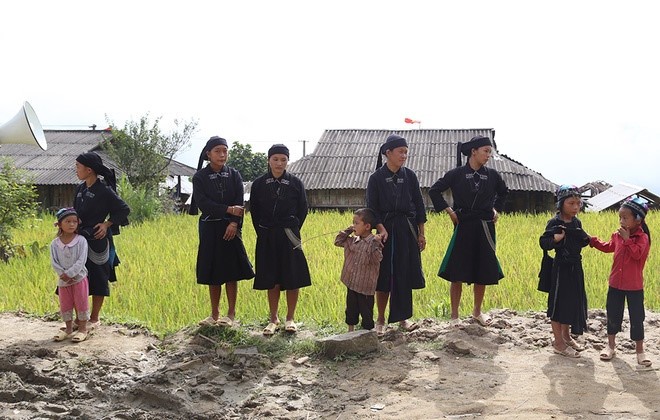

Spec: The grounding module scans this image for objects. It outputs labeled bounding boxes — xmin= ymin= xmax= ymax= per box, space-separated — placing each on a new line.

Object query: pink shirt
xmin=589 ymin=227 xmax=649 ymax=291
xmin=334 ymin=230 xmax=383 ymax=295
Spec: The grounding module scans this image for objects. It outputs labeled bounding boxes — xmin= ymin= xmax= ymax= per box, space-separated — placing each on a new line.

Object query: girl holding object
xmin=590 ymin=196 xmax=652 ymax=367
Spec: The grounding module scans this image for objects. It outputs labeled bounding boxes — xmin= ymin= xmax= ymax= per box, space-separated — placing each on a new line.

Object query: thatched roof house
xmin=287 ymin=129 xmax=557 ymax=212
xmin=1 ymin=130 xmax=195 ymax=209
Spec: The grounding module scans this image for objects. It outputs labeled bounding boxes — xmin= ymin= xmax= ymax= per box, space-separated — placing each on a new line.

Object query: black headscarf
xmin=268 ymin=144 xmax=290 ymax=159
xmin=76 ymin=152 xmax=117 ymax=192
xmin=189 ymin=136 xmax=229 ymax=216
xmin=376 ymin=134 xmax=408 ymax=169
xmin=460 ymin=135 xmax=492 ymax=157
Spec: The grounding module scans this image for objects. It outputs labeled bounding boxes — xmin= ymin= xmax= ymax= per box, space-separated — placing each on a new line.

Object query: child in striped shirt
xmin=334 ymin=208 xmax=383 ymax=332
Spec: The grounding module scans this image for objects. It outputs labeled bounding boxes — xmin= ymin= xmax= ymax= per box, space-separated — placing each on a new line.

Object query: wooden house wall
xmin=36 ymin=185 xmax=76 ymax=210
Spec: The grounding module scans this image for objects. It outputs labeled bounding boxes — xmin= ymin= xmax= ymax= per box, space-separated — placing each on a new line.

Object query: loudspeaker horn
xmin=0 ymin=101 xmax=47 ymax=150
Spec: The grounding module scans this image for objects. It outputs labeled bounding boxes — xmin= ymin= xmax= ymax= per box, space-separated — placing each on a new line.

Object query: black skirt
xmin=439 ymin=219 xmax=503 ymax=285
xmin=376 ymin=215 xmax=424 ymax=323
xmin=196 ymin=219 xmax=255 ymax=285
xmin=547 ymin=258 xmax=588 ymax=335
xmin=253 ymin=226 xmax=311 ymax=291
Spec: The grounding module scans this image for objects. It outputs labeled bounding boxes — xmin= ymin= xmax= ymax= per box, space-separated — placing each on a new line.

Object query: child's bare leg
xmin=77 ymin=320 xmax=88 ymax=334
xmin=635 ymin=339 xmax=643 ymax=353
xmin=450 ymin=282 xmax=462 ymax=319
xmin=375 ymin=291 xmax=388 ymax=325
xmin=551 ymin=321 xmax=566 ymax=350
xmin=64 ymin=320 xmax=74 ymax=334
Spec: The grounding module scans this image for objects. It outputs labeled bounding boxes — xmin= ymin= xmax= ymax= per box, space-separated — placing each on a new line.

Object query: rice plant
xmin=1 ymin=210 xmax=657 ymax=335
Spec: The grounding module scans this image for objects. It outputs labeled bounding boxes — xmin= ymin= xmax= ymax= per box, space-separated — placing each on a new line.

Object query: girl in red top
xmin=590 ymin=196 xmax=652 ymax=367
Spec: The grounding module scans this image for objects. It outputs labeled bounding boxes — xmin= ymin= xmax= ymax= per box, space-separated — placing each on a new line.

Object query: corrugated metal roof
xmin=288 ymin=129 xmax=556 ymax=192
xmin=584 ymin=182 xmax=660 ymax=212
xmin=0 ymin=130 xmax=195 ymax=185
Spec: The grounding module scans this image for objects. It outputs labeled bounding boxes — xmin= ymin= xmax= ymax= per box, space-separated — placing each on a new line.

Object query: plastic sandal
xmin=600 ymin=346 xmax=616 ymax=361
xmin=472 ymin=313 xmax=492 ymax=326
xmin=285 ymin=320 xmax=297 ymax=332
xmin=71 ymin=331 xmax=88 ymax=343
xmin=263 ymin=322 xmax=279 ymax=336
xmin=565 ymin=338 xmax=585 ymax=352
xmin=198 ymin=316 xmax=216 ymax=327
xmin=375 ymin=323 xmax=386 ymax=337
xmin=53 ymin=330 xmax=72 ymax=342
xmin=637 ymin=352 xmax=652 ymax=367
xmin=399 ymin=320 xmax=420 ymax=332
xmin=216 ymin=316 xmax=234 ymax=327
xmin=553 ymin=345 xmax=581 ymax=358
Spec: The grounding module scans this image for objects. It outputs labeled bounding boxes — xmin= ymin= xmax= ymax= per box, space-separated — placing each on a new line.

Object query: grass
xmin=1 ymin=210 xmax=658 ymax=336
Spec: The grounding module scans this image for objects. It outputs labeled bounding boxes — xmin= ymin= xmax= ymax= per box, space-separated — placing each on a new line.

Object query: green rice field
xmin=1 ymin=211 xmax=657 ymax=336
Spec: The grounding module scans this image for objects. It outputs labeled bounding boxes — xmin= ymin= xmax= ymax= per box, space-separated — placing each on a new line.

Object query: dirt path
xmin=1 ymin=310 xmax=660 ymax=419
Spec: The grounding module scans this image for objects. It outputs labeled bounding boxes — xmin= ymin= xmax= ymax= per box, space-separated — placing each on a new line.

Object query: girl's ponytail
xmin=641 ymin=219 xmax=652 ymax=246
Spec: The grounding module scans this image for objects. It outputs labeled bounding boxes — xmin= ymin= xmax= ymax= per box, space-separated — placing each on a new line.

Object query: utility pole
xmin=299 ymin=140 xmax=308 ymax=157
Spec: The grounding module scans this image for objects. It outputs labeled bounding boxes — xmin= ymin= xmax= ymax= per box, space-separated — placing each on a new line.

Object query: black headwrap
xmin=189 ymin=136 xmax=229 ymax=216
xmin=195 ymin=136 xmax=228 ymax=171
xmin=376 ymin=134 xmax=408 ymax=169
xmin=460 ymin=135 xmax=492 ymax=157
xmin=76 ymin=152 xmax=117 ymax=192
xmin=268 ymin=144 xmax=290 ymax=158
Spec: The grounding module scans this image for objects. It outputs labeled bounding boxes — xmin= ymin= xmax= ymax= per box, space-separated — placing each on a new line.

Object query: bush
xmin=117 ymin=175 xmax=179 ymax=224
xmin=0 ymin=158 xmax=38 ymax=262
xmin=117 ymin=175 xmax=162 ymax=224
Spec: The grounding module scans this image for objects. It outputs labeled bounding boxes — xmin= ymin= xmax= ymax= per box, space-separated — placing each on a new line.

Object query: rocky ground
xmin=1 ymin=309 xmax=660 ymax=419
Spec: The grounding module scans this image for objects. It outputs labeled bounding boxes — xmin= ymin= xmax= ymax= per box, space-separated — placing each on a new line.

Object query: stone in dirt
xmin=317 ymin=329 xmax=379 ymax=358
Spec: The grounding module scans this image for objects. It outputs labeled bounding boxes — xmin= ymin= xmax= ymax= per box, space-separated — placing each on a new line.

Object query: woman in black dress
xmin=189 ymin=136 xmax=255 ymax=327
xmin=366 ymin=134 xmax=427 ymax=335
xmin=74 ymin=152 xmax=130 ymax=330
xmin=428 ymin=135 xmax=508 ymax=326
xmin=250 ymin=144 xmax=311 ymax=335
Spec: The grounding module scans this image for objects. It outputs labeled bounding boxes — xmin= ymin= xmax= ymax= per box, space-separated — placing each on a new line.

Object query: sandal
xmin=553 ymin=345 xmax=581 ymax=358
xmin=71 ymin=331 xmax=88 ymax=343
xmin=375 ymin=323 xmax=386 ymax=337
xmin=564 ymin=338 xmax=585 ymax=352
xmin=53 ymin=330 xmax=73 ymax=342
xmin=637 ymin=352 xmax=652 ymax=367
xmin=198 ymin=316 xmax=217 ymax=327
xmin=472 ymin=313 xmax=492 ymax=327
xmin=599 ymin=346 xmax=616 ymax=361
xmin=449 ymin=318 xmax=461 ymax=327
xmin=263 ymin=322 xmax=279 ymax=336
xmin=284 ymin=320 xmax=297 ymax=333
xmin=87 ymin=320 xmax=100 ymax=332
xmin=399 ymin=320 xmax=419 ymax=332
xmin=216 ymin=316 xmax=234 ymax=327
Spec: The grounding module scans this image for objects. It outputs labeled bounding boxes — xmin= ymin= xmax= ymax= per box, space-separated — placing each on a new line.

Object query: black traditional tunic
xmin=540 ymin=215 xmax=590 ymax=335
xmin=250 ymin=170 xmax=311 ymax=290
xmin=73 ymin=179 xmax=130 ymax=296
xmin=429 ymin=164 xmax=508 ymax=285
xmin=191 ymin=165 xmax=255 ymax=285
xmin=366 ymin=165 xmax=426 ymax=323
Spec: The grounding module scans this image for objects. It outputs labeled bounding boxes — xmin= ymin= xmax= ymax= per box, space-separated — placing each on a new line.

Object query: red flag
xmin=404 ymin=118 xmax=420 ymax=124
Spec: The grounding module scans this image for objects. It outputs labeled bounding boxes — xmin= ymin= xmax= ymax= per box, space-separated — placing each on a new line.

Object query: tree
xmin=0 ymin=158 xmax=38 ymax=262
xmin=228 ymin=141 xmax=268 ymax=182
xmin=103 ymin=115 xmax=198 ymax=191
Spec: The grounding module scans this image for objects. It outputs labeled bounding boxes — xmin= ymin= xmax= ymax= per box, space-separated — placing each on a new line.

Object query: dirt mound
xmin=1 ymin=310 xmax=660 ymax=419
